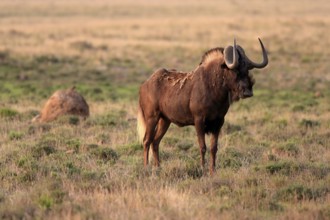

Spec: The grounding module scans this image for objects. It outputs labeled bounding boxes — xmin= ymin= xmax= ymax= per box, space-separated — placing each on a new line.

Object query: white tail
xmin=137 ymin=104 xmax=146 ymax=144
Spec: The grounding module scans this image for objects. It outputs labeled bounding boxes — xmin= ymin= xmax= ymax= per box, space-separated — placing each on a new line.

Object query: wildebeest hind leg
xmin=143 ymin=117 xmax=159 ymax=167
xmin=210 ymin=129 xmax=220 ymax=175
xmin=151 ymin=117 xmax=171 ymax=167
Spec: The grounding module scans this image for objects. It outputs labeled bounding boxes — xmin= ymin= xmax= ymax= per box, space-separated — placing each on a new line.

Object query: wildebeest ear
xmin=220 ymin=57 xmax=226 ymax=68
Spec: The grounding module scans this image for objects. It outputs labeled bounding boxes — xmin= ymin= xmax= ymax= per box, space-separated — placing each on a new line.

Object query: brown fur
xmin=138 ymin=45 xmax=266 ymax=175
xmin=33 ymin=87 xmax=89 ymax=122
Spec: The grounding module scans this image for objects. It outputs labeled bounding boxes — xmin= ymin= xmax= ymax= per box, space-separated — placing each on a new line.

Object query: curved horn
xmin=224 ymin=39 xmax=238 ymax=69
xmin=246 ymin=38 xmax=268 ymax=69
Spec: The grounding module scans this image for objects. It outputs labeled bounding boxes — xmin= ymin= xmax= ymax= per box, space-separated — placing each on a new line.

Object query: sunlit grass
xmin=0 ymin=0 xmax=329 ymax=219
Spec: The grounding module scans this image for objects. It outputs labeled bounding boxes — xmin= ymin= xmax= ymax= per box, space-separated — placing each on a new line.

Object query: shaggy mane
xmin=199 ymin=47 xmax=224 ymax=65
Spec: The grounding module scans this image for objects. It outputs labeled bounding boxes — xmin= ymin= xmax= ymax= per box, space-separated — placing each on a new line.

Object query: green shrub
xmin=275 ymin=119 xmax=288 ymax=129
xmin=299 ymin=119 xmax=320 ymax=129
xmin=65 ymin=162 xmax=81 ymax=176
xmin=275 ymin=184 xmax=329 ymax=201
xmin=22 ymin=109 xmax=39 ymax=120
xmin=177 ymin=141 xmax=194 ymax=151
xmin=308 ymin=163 xmax=330 ymax=179
xmin=50 ymin=189 xmax=66 ymax=204
xmin=19 ymin=170 xmax=37 ymax=183
xmin=222 ymin=123 xmax=242 ymax=134
xmin=32 ymin=137 xmax=57 ymax=158
xmin=0 ymin=50 xmax=9 ymax=60
xmin=66 ymin=139 xmax=81 ymax=152
xmin=292 ymin=105 xmax=305 ymax=112
xmin=38 ymin=194 xmax=54 ymax=210
xmin=82 ymin=171 xmax=105 ymax=181
xmin=274 ymin=141 xmax=300 ymax=157
xmin=319 ymin=206 xmax=330 ymax=219
xmin=35 ymin=54 xmax=61 ymax=64
xmin=32 ymin=145 xmax=56 ymax=158
xmin=90 ymin=112 xmax=127 ymax=127
xmin=117 ymin=142 xmax=142 ymax=156
xmin=56 ymin=115 xmax=81 ymax=125
xmin=69 ymin=116 xmax=80 ymax=125
xmin=70 ymin=41 xmax=94 ymax=51
xmin=17 ymin=156 xmax=29 ymax=168
xmin=268 ymin=200 xmax=284 ymax=211
xmin=161 ymin=164 xmax=188 ymax=179
xmin=96 ymin=133 xmax=110 ymax=144
xmin=185 ymin=160 xmax=203 ymax=179
xmin=9 ymin=131 xmax=24 ymax=141
xmin=0 ymin=108 xmax=19 ymax=119
xmin=28 ymin=124 xmax=52 ymax=135
xmin=0 ymin=191 xmax=5 ymax=203
xmin=265 ymin=162 xmax=289 ymax=174
xmin=264 ymin=161 xmax=302 ymax=175
xmin=91 ymin=147 xmax=118 ymax=164
xmin=163 ymin=136 xmax=180 ymax=147
xmin=218 ymin=148 xmax=244 ymax=169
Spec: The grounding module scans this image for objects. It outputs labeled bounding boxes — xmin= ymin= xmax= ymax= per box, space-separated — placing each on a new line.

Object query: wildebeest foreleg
xmin=194 ymin=118 xmax=207 ymax=167
xmin=143 ymin=117 xmax=159 ymax=167
xmin=151 ymin=117 xmax=171 ymax=167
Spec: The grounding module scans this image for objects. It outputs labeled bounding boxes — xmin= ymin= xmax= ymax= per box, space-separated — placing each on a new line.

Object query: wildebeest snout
xmin=242 ymin=89 xmax=253 ymax=98
xmin=238 ymin=81 xmax=253 ymax=99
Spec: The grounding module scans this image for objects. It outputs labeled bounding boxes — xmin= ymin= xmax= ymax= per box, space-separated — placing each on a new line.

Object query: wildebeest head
xmin=222 ymin=38 xmax=268 ymax=101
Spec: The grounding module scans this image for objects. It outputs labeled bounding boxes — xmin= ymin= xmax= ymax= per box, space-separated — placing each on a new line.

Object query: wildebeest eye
xmin=249 ymin=72 xmax=255 ymax=85
xmin=234 ymin=70 xmax=240 ymax=75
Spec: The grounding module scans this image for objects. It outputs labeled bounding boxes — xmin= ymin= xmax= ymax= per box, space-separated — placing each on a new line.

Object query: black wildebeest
xmin=137 ymin=38 xmax=268 ymax=174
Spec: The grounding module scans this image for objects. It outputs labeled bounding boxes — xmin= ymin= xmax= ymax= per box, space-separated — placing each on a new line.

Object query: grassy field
xmin=0 ymin=0 xmax=329 ymax=219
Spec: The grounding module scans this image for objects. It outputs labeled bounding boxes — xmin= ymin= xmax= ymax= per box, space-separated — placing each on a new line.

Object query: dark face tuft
xmin=225 ymin=59 xmax=255 ymax=101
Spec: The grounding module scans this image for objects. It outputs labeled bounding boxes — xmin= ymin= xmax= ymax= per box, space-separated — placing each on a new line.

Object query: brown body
xmin=137 ymin=39 xmax=268 ymax=174
xmin=33 ymin=87 xmax=89 ymax=122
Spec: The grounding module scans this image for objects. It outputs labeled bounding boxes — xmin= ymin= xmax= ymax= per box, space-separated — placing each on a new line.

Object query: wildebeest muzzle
xmin=242 ymin=89 xmax=253 ymax=98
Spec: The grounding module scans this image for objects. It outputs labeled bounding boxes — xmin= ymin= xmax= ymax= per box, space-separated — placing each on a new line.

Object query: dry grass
xmin=0 ymin=0 xmax=329 ymax=219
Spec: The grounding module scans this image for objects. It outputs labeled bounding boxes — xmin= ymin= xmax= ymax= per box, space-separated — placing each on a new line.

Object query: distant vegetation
xmin=0 ymin=0 xmax=329 ymax=219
